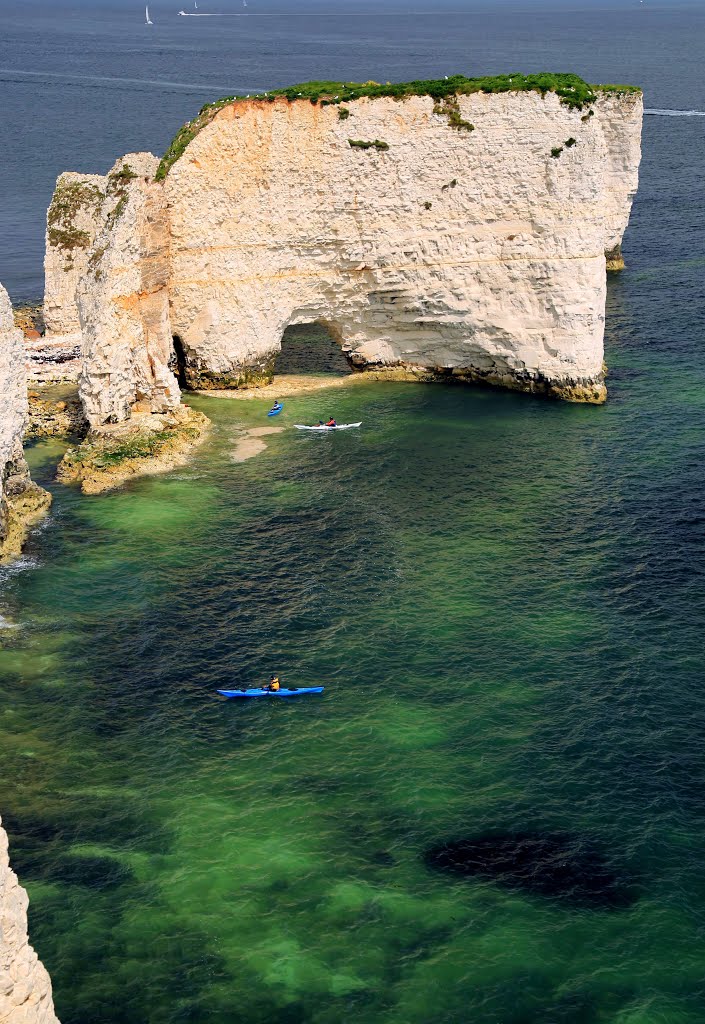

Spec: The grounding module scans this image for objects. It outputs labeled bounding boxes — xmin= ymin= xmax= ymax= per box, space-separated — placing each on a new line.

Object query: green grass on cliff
xmin=155 ymin=73 xmax=641 ymax=180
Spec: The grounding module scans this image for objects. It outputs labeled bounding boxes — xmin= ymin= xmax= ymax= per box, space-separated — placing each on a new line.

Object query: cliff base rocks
xmin=605 ymin=243 xmax=626 ymax=272
xmin=0 ymin=469 xmax=52 ymax=565
xmin=57 ymin=405 xmax=209 ymax=494
xmin=356 ymin=363 xmax=608 ymax=404
xmin=27 ymin=393 xmax=88 ymax=439
xmin=204 ymin=365 xmax=607 ymax=404
xmin=26 ymin=336 xmax=82 ymax=385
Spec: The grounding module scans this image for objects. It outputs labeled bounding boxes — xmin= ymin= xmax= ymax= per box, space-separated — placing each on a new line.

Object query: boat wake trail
xmin=645 ymin=108 xmax=705 ymax=116
xmin=0 ymin=67 xmax=261 ymax=94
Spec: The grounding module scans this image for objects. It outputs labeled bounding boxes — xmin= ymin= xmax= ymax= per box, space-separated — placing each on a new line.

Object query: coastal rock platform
xmin=57 ymin=405 xmax=209 ymax=495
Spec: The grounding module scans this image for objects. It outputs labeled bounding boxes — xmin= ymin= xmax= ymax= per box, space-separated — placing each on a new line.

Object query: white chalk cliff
xmin=44 ymin=82 xmax=642 ymax=423
xmin=0 ymin=822 xmax=59 ymax=1024
xmin=0 ymin=285 xmax=51 ymax=562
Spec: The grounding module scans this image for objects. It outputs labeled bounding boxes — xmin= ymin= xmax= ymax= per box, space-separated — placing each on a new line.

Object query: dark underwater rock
xmin=424 ymin=832 xmax=636 ymax=909
xmin=49 ymin=854 xmax=134 ymax=889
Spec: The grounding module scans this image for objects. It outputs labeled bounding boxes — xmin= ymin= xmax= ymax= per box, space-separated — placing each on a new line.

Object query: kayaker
xmin=325 ymin=417 xmax=337 ymax=427
xmin=270 ymin=401 xmax=282 ymax=412
xmin=266 ymin=675 xmax=281 ymax=692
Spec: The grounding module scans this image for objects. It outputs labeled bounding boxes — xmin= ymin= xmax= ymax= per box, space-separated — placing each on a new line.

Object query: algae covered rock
xmin=57 ymin=405 xmax=209 ymax=495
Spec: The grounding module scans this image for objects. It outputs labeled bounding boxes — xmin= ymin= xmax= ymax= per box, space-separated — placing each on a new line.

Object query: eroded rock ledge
xmin=44 ymin=75 xmax=642 ymax=416
xmin=57 ymin=405 xmax=209 ymax=495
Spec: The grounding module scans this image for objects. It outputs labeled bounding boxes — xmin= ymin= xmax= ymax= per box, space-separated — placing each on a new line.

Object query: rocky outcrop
xmin=44 ymin=172 xmax=105 ymax=340
xmin=0 ymin=818 xmax=59 ymax=1024
xmin=45 ymin=79 xmax=642 ymax=413
xmin=0 ymin=286 xmax=51 ymax=562
xmin=75 ymin=154 xmax=181 ymax=427
xmin=45 ymin=157 xmax=207 ymax=490
xmin=26 ymin=394 xmax=87 ymax=440
xmin=57 ymin=405 xmax=208 ymax=494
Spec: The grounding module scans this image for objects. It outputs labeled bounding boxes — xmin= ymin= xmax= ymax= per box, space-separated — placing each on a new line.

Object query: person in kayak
xmin=270 ymin=401 xmax=282 ymax=412
xmin=266 ymin=675 xmax=281 ymax=692
xmin=324 ymin=417 xmax=337 ymax=427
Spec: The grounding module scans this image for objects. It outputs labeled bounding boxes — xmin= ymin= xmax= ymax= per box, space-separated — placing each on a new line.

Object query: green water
xmin=4 ymin=317 xmax=705 ymax=1023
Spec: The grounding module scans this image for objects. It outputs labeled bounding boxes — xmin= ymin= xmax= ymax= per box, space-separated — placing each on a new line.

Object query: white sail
xmin=145 ymin=5 xmax=153 ymax=23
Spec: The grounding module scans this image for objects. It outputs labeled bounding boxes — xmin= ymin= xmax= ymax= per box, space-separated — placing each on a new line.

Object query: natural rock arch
xmin=275 ymin=320 xmax=353 ymax=376
xmin=43 ymin=87 xmax=643 ymax=424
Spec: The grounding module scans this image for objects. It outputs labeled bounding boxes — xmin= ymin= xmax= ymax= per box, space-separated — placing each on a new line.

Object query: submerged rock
xmin=232 ymin=425 xmax=283 ymax=462
xmin=424 ymin=831 xmax=636 ymax=909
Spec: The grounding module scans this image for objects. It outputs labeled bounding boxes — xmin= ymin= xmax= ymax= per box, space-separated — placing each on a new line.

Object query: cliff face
xmin=44 ymin=172 xmax=106 ymax=339
xmin=0 ymin=286 xmax=51 ymax=562
xmin=75 ymin=154 xmax=180 ymax=427
xmin=595 ymin=92 xmax=643 ymax=270
xmin=166 ymin=90 xmax=641 ymax=401
xmin=0 ymin=819 xmax=59 ymax=1024
xmin=45 ymin=85 xmax=642 ymax=419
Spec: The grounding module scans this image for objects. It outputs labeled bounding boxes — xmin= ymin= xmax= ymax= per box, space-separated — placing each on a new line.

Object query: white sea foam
xmin=645 ymin=108 xmax=705 ymax=117
xmin=0 ymin=555 xmax=38 ymax=580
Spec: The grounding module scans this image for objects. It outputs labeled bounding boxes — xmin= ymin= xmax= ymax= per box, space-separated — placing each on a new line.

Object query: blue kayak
xmin=267 ymin=404 xmax=283 ymax=417
xmin=217 ymin=686 xmax=324 ymax=698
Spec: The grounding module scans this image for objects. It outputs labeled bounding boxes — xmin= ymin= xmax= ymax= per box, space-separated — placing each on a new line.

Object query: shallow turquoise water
xmin=4 ymin=282 xmax=705 ymax=1022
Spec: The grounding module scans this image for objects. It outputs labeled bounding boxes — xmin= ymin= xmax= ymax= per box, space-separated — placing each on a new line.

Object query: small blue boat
xmin=217 ymin=686 xmax=324 ymax=698
xmin=267 ymin=403 xmax=283 ymax=417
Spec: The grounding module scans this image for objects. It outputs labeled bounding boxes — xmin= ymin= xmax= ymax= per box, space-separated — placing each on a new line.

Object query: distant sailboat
xmin=145 ymin=4 xmax=153 ymax=23
xmin=194 ymin=0 xmax=198 ymax=7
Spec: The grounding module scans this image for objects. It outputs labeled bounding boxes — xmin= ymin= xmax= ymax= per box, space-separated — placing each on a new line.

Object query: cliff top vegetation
xmin=155 ymin=73 xmax=641 ymax=181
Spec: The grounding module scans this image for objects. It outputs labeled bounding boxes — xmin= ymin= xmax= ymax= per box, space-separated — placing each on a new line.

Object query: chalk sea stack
xmin=43 ymin=75 xmax=643 ymax=421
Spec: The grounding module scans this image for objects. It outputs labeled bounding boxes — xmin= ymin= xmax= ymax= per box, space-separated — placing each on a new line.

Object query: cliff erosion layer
xmin=45 ymin=78 xmax=642 ymax=420
xmin=1 ymin=819 xmax=59 ymax=1023
xmin=0 ymin=286 xmax=51 ymax=562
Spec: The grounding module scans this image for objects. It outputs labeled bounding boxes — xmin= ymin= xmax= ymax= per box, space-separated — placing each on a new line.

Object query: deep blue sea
xmin=3 ymin=2 xmax=705 ymax=1023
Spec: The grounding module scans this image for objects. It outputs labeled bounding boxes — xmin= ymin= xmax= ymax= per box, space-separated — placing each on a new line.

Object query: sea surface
xmin=2 ymin=1 xmax=705 ymax=1022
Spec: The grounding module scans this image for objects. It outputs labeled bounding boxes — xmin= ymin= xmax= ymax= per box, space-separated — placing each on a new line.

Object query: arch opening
xmin=170 ymin=335 xmax=188 ymax=389
xmin=274 ymin=322 xmax=352 ymax=378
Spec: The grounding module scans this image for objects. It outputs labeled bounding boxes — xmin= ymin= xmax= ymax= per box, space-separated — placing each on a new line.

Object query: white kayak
xmin=294 ymin=422 xmax=362 ymax=431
